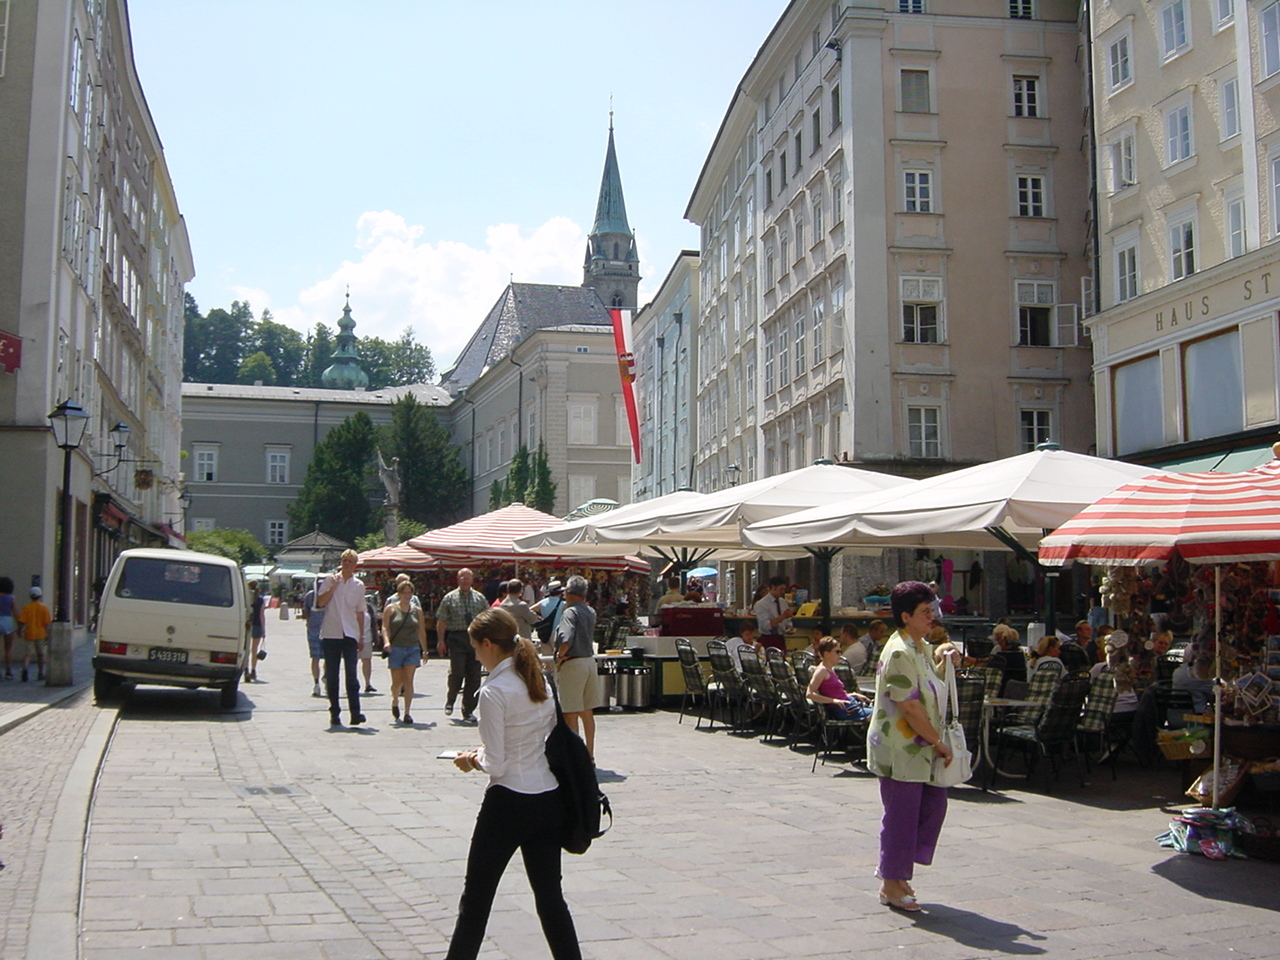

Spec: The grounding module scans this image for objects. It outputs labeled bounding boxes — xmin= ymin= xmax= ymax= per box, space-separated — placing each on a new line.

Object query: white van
xmin=93 ymin=548 xmax=250 ymax=709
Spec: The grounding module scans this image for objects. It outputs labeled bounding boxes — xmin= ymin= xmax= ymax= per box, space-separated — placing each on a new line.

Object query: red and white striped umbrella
xmin=1039 ymin=457 xmax=1280 ymax=567
xmin=356 ymin=543 xmax=440 ymax=572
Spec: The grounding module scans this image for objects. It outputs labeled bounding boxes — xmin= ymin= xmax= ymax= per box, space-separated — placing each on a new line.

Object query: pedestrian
xmin=0 ymin=577 xmax=16 ymax=680
xmin=360 ymin=590 xmax=380 ymax=694
xmin=16 ymin=587 xmax=51 ymax=682
xmin=246 ymin=581 xmax=266 ymax=681
xmin=316 ymin=549 xmax=366 ymax=727
xmin=383 ymin=580 xmax=429 ymax=724
xmin=446 ymin=607 xmax=582 ymax=960
xmin=499 ymin=579 xmax=539 ymax=639
xmin=552 ymin=575 xmax=598 ymax=760
xmin=302 ymin=584 xmax=326 ymax=697
xmin=435 ymin=568 xmax=487 ymax=721
xmin=866 ymin=580 xmax=959 ymax=913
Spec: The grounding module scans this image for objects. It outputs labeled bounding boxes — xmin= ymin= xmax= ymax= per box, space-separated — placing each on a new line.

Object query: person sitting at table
xmin=840 ymin=622 xmax=875 ymax=673
xmin=1029 ymin=635 xmax=1064 ymax=674
xmin=806 ymin=626 xmax=830 ymax=659
xmin=1094 ymin=625 xmax=1114 ymax=663
xmin=806 ymin=639 xmax=872 ymax=720
xmin=653 ymin=577 xmax=684 ymax=613
xmin=1172 ymin=646 xmax=1215 ymax=714
xmin=985 ymin=624 xmax=1027 ymax=693
xmin=725 ymin=623 xmax=762 ymax=673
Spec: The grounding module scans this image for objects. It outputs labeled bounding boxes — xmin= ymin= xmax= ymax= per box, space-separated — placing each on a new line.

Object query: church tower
xmin=582 ymin=120 xmax=640 ymax=311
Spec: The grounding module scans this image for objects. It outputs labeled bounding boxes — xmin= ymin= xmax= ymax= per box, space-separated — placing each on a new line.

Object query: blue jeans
xmin=322 ymin=637 xmax=361 ymax=720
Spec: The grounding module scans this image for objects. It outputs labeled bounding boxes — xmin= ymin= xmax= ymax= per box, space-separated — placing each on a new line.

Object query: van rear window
xmin=115 ymin=558 xmax=235 ymax=607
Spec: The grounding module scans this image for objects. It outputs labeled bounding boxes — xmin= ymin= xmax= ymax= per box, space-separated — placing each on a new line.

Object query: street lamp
xmin=48 ymin=400 xmax=90 ymax=626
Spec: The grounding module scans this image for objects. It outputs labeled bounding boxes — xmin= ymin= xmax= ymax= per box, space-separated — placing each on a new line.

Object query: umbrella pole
xmin=806 ymin=547 xmax=842 ymax=636
xmin=1213 ymin=564 xmax=1222 ymax=809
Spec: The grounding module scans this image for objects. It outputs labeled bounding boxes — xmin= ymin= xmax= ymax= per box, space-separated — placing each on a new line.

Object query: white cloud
xmin=263 ymin=211 xmax=587 ymax=372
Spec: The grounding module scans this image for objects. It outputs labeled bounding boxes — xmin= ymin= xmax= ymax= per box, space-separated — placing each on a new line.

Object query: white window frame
xmin=811 ymin=194 xmax=823 ymax=237
xmin=1009 ymin=0 xmax=1034 ymax=19
xmin=906 ymin=405 xmax=942 ymax=459
xmin=1114 ymin=231 xmax=1139 ymax=303
xmin=192 ymin=518 xmax=215 ymax=533
xmin=266 ymin=520 xmax=287 ymax=547
xmin=1264 ymin=1 xmax=1280 ymax=79
xmin=1019 ymin=409 xmax=1053 ymax=452
xmin=1108 ymin=130 xmax=1136 ymax=193
xmin=1214 ymin=0 xmax=1235 ymax=30
xmin=567 ymin=397 xmax=598 ymax=446
xmin=811 ymin=290 xmax=826 ymax=364
xmin=1159 ymin=1 xmax=1191 ymax=62
xmin=1169 ymin=213 xmax=1197 ymax=281
xmin=1220 ymin=75 xmax=1240 ymax=140
xmin=1226 ymin=189 xmax=1246 ymax=258
xmin=615 ymin=396 xmax=629 ymax=448
xmin=1015 ymin=280 xmax=1076 ymax=347
xmin=900 ymin=69 xmax=931 ymax=114
xmin=266 ymin=448 xmax=289 ymax=485
xmin=1012 ymin=75 xmax=1041 ymax=118
xmin=1164 ymin=100 xmax=1193 ymax=167
xmin=901 ymin=276 xmax=944 ymax=343
xmin=193 ymin=446 xmax=218 ymax=483
xmin=899 ymin=0 xmax=925 ymax=11
xmin=904 ymin=169 xmax=933 ymax=212
xmin=1107 ymin=31 xmax=1132 ymax=93
xmin=1017 ymin=174 xmax=1046 ymax=218
xmin=567 ymin=474 xmax=596 ymax=509
xmin=764 ymin=339 xmax=776 ymax=396
xmin=793 ymin=310 xmax=807 ymax=379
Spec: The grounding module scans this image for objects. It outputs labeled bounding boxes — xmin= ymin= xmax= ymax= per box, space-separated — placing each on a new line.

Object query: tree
xmin=360 ymin=327 xmax=436 ymax=390
xmin=379 ymin=395 xmax=468 ymax=527
xmin=187 ymin=528 xmax=267 ymax=567
xmin=185 ymin=300 xmax=253 ymax=383
xmin=354 ymin=516 xmax=427 ymax=553
xmin=288 ymin=412 xmax=378 ymax=545
xmin=488 ymin=478 xmax=506 ymax=510
xmin=238 ymin=350 xmax=276 ymax=385
xmin=486 ymin=445 xmax=536 ymax=510
xmin=528 ymin=440 xmax=557 ymax=514
xmin=248 ymin=309 xmax=307 ymax=385
xmin=298 ymin=322 xmax=334 ymax=388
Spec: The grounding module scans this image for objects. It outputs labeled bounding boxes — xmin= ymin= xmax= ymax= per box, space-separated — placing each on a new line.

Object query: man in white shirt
xmin=316 ymin=549 xmax=367 ymax=727
xmin=753 ymin=577 xmax=794 ymax=641
xmin=499 ymin=578 xmax=539 ymax=639
xmin=725 ymin=623 xmax=760 ymax=673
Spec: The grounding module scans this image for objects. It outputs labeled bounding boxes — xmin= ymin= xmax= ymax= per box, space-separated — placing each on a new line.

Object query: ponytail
xmin=512 ymin=637 xmax=549 ymax=703
xmin=468 ymin=608 xmax=549 ymax=702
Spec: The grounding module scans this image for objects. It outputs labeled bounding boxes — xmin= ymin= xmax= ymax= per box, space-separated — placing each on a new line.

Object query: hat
xmin=1105 ymin=630 xmax=1129 ymax=652
xmin=29 ymin=586 xmax=42 ymax=598
xmin=547 ymin=580 xmax=563 ymax=596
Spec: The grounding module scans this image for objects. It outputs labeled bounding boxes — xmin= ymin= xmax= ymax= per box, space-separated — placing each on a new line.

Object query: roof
xmin=180 ymin=382 xmax=451 ymax=406
xmin=591 ymin=126 xmax=633 ymax=238
xmin=440 ymin=283 xmax=613 ymax=393
xmin=280 ymin=530 xmax=351 ymax=550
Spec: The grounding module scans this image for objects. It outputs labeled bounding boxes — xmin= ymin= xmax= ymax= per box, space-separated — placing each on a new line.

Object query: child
xmin=17 ymin=586 xmax=52 ymax=682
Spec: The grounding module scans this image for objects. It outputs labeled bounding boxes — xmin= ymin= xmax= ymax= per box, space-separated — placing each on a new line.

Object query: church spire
xmin=321 ymin=293 xmax=369 ymax=390
xmin=583 ymin=120 xmax=640 ymax=311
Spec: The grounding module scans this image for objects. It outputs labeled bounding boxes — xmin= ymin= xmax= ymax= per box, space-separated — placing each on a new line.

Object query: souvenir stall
xmin=1040 ymin=454 xmax=1280 ymax=815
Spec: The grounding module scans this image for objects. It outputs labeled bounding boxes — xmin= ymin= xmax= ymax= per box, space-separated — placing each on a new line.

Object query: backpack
xmin=544 ymin=676 xmax=612 ymax=854
xmin=533 ymin=598 xmax=562 ymax=645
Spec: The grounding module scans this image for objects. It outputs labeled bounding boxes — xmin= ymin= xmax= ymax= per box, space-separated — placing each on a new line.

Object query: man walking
xmin=316 ymin=549 xmax=366 ymax=727
xmin=302 ymin=584 xmax=327 ymax=697
xmin=435 ymin=568 xmax=487 ymax=721
xmin=499 ymin=579 xmax=539 ymax=639
xmin=553 ymin=576 xmax=598 ymax=759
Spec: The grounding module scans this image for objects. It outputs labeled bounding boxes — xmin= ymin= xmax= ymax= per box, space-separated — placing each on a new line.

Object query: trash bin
xmin=593 ymin=659 xmax=615 ymax=710
xmin=616 ymin=665 xmax=653 ymax=709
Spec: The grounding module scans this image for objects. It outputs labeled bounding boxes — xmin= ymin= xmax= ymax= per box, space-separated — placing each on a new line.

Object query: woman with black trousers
xmin=447 ymin=607 xmax=581 ymax=960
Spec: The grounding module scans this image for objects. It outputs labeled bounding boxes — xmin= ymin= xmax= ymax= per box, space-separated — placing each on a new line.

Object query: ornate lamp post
xmin=47 ymin=400 xmax=90 ymax=684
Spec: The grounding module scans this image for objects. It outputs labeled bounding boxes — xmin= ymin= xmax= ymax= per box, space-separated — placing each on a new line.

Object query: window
xmin=1110 ymin=133 xmax=1136 ymax=191
xmin=1016 ymin=281 xmax=1056 ymax=346
xmin=1009 ymin=0 xmax=1034 ymax=18
xmin=830 ymin=84 xmax=841 ymax=131
xmin=1215 ymin=0 xmax=1234 ymax=28
xmin=1160 ymin=1 xmax=1189 ymax=61
xmin=765 ymin=169 xmax=773 ymax=204
xmin=794 ymin=311 xmax=806 ymax=379
xmin=899 ymin=0 xmax=924 ymax=11
xmin=1184 ymin=331 xmax=1243 ymax=441
xmin=68 ymin=33 xmax=81 ymax=112
xmin=615 ymin=397 xmax=629 ymax=447
xmin=764 ymin=339 xmax=776 ymax=394
xmin=1221 ymin=76 xmax=1240 ymax=140
xmin=904 ymin=170 xmax=932 ymax=212
xmin=1169 ymin=216 xmax=1196 ymax=280
xmin=1273 ymin=155 xmax=1280 ymax=235
xmin=1114 ymin=355 xmax=1164 ymax=454
xmin=901 ymin=277 xmax=943 ymax=343
xmin=812 ymin=195 xmax=823 ymax=236
xmin=811 ymin=109 xmax=821 ymax=149
xmin=794 ymin=132 xmax=802 ymax=169
xmin=192 ymin=518 xmax=215 ymax=533
xmin=568 ymin=400 xmax=597 ymax=445
xmin=1265 ymin=2 xmax=1280 ymax=78
xmin=779 ymin=150 xmax=787 ymax=188
xmin=266 ymin=449 xmax=289 ymax=484
xmin=830 ymin=172 xmax=844 ymax=222
xmin=1165 ymin=102 xmax=1192 ymax=165
xmin=1019 ymin=410 xmax=1052 ymax=452
xmin=812 ymin=293 xmax=825 ymax=364
xmin=778 ymin=322 xmax=790 ymax=387
xmin=1108 ymin=34 xmax=1132 ymax=91
xmin=907 ymin=406 xmax=941 ymax=458
xmin=194 ymin=447 xmax=217 ymax=483
xmin=1013 ymin=76 xmax=1040 ymax=117
xmin=568 ymin=474 xmax=596 ymax=508
xmin=1017 ymin=175 xmax=1045 ymax=217
xmin=901 ymin=70 xmax=930 ymax=113
xmin=267 ymin=520 xmax=287 ymax=546
xmin=795 ymin=216 xmax=805 ymax=253
xmin=1116 ymin=240 xmax=1139 ymax=302
xmin=1226 ymin=194 xmax=1246 ymax=258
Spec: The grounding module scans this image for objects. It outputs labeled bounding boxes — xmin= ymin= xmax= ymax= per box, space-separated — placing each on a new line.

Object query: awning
xmin=272 ymin=565 xmax=318 ymax=579
xmin=1153 ymin=442 xmax=1275 ymax=474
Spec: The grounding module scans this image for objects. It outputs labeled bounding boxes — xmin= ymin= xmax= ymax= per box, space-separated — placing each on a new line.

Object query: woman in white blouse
xmin=447 ymin=607 xmax=581 ymax=960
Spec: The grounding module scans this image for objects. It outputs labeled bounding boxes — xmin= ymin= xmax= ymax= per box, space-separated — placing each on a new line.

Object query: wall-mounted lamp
xmin=825 ymin=38 xmax=842 ymax=61
xmin=725 ymin=462 xmax=742 ymax=487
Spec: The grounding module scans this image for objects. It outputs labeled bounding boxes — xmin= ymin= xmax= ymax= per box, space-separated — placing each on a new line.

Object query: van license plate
xmin=148 ymin=647 xmax=188 ymax=665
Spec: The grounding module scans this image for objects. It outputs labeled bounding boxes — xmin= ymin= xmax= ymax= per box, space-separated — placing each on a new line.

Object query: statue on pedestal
xmin=377 ymin=449 xmax=401 ymax=546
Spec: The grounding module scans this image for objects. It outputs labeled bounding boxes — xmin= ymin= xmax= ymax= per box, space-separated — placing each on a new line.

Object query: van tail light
xmin=210 ymin=651 xmax=238 ymax=665
xmin=99 ymin=641 xmax=128 ymax=655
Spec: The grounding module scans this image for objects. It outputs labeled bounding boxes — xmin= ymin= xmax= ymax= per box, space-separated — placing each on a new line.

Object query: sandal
xmin=879 ymin=890 xmax=921 ymax=913
xmin=391 ymin=702 xmax=400 ymax=721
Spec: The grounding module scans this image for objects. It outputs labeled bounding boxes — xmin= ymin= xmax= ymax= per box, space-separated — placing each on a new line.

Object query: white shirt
xmin=318 ymin=574 xmax=365 ymax=641
xmin=725 ymin=634 xmax=751 ymax=672
xmin=753 ymin=593 xmax=789 ymax=634
xmin=476 ymin=657 xmax=559 ymax=795
xmin=843 ymin=638 xmax=869 ymax=672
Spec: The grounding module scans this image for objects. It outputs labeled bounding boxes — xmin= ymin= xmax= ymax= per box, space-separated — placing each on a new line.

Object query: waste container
xmin=593 ymin=659 xmax=615 ymax=710
xmin=616 ymin=664 xmax=653 ymax=709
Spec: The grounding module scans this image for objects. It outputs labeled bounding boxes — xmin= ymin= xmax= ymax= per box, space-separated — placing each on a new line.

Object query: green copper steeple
xmin=583 ymin=117 xmax=640 ymax=312
xmin=321 ymin=294 xmax=369 ymax=390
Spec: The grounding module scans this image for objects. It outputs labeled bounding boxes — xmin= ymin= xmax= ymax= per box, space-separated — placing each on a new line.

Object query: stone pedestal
xmin=45 ymin=621 xmax=74 ymax=686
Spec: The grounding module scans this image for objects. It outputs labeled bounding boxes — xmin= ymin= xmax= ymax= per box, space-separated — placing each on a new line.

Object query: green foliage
xmin=299 ymin=323 xmax=335 ymax=388
xmin=288 ymin=412 xmax=379 ymax=545
xmin=361 ymin=327 xmax=436 ymax=390
xmin=238 ymin=351 xmax=276 ymax=385
xmin=184 ymin=300 xmax=253 ymax=383
xmin=507 ymin=445 xmax=532 ymax=504
xmin=379 ymin=395 xmax=468 ymax=527
xmin=354 ymin=516 xmax=428 ymax=553
xmin=487 ymin=444 xmax=541 ymax=511
xmin=248 ymin=309 xmax=307 ymax=385
xmin=488 ymin=478 xmax=506 ymax=510
xmin=187 ymin=528 xmax=267 ymax=567
xmin=528 ymin=440 xmax=557 ymax=514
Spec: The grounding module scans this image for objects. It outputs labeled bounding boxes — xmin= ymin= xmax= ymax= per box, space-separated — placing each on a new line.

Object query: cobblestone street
xmin=2 ymin=617 xmax=1278 ymax=959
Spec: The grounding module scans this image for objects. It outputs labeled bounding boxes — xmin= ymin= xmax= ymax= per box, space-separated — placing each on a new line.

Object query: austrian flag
xmin=610 ymin=307 xmax=641 ymax=464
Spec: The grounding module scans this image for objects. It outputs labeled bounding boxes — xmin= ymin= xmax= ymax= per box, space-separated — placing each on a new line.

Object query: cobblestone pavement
xmin=5 ymin=616 xmax=1280 ymax=959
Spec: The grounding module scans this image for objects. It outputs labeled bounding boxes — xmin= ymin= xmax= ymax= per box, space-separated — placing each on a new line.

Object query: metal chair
xmin=995 ymin=675 xmax=1090 ymax=791
xmin=808 ymin=668 xmax=869 ymax=771
xmin=706 ymin=639 xmax=750 ymax=730
xmin=833 ymin=659 xmax=857 ymax=691
xmin=766 ymin=656 xmax=818 ymax=742
xmin=674 ymin=638 xmax=712 ymax=728
xmin=738 ymin=646 xmax=780 ymax=735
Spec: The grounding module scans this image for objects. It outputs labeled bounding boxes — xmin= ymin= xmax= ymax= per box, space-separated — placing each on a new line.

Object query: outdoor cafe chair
xmin=1011 ymin=665 xmax=1062 ymax=726
xmin=994 ymin=675 xmax=1090 ymax=791
xmin=954 ymin=672 xmax=985 ymax=759
xmin=1076 ymin=673 xmax=1119 ymax=779
xmin=969 ymin=665 xmax=1003 ymax=703
xmin=833 ymin=659 xmax=857 ymax=691
xmin=766 ymin=657 xmax=817 ymax=742
xmin=810 ymin=699 xmax=868 ymax=772
xmin=738 ymin=646 xmax=780 ymax=734
xmin=674 ymin=638 xmax=711 ymax=729
xmin=706 ymin=640 xmax=750 ymax=731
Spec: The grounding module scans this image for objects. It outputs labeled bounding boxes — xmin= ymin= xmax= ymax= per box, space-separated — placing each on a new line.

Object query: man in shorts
xmin=553 ymin=575 xmax=598 ymax=759
xmin=17 ymin=587 xmax=51 ymax=683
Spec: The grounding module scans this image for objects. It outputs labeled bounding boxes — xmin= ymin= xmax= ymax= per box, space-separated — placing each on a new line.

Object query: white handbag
xmin=932 ymin=658 xmax=974 ymax=787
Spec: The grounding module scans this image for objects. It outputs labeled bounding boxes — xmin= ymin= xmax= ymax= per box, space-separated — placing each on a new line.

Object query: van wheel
xmin=94 ymin=670 xmax=121 ymax=703
xmin=219 ymin=678 xmax=240 ymax=711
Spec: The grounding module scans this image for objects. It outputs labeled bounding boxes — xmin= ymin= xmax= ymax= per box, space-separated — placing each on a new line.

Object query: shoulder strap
xmin=943 ymin=657 xmax=959 ymax=724
xmin=546 ymin=671 xmax=567 ymax=724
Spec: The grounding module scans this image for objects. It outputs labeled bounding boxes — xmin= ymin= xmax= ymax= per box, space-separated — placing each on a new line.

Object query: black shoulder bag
xmin=544 ymin=675 xmax=612 ymax=855
xmin=533 ymin=598 xmax=562 ymax=645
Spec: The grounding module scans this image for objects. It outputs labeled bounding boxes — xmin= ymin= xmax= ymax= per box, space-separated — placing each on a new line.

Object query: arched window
xmin=611 ymin=293 xmax=624 ymax=308
xmin=613 ymin=242 xmax=620 ymax=259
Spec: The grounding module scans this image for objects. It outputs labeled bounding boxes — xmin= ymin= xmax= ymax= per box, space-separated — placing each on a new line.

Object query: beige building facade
xmin=1088 ymin=0 xmax=1280 ymax=467
xmin=0 ymin=0 xmax=192 ymax=633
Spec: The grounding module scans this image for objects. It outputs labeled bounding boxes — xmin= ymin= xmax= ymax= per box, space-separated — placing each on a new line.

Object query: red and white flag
xmin=611 ymin=308 xmax=641 ymax=464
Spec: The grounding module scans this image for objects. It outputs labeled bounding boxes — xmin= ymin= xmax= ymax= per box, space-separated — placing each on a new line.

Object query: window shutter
xmin=1055 ymin=303 xmax=1079 ymax=347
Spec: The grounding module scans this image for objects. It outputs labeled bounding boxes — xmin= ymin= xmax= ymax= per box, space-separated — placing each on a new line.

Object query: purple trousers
xmin=878 ymin=776 xmax=948 ymax=881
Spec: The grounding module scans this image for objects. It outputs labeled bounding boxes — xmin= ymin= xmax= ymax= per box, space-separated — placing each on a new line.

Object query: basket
xmin=1158 ymin=737 xmax=1211 ymax=761
xmin=1249 ymin=759 xmax=1280 ymax=793
xmin=1238 ymin=818 xmax=1280 ymax=862
xmin=1185 ymin=756 xmax=1248 ymax=806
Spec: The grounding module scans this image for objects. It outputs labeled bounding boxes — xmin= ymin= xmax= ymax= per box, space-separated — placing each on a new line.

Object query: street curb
xmin=0 ymin=679 xmax=93 ymax=736
xmin=26 ymin=706 xmax=118 ymax=960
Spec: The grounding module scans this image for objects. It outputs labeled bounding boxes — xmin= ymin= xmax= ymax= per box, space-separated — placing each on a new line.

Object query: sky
xmin=127 ymin=1 xmax=786 ymax=373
